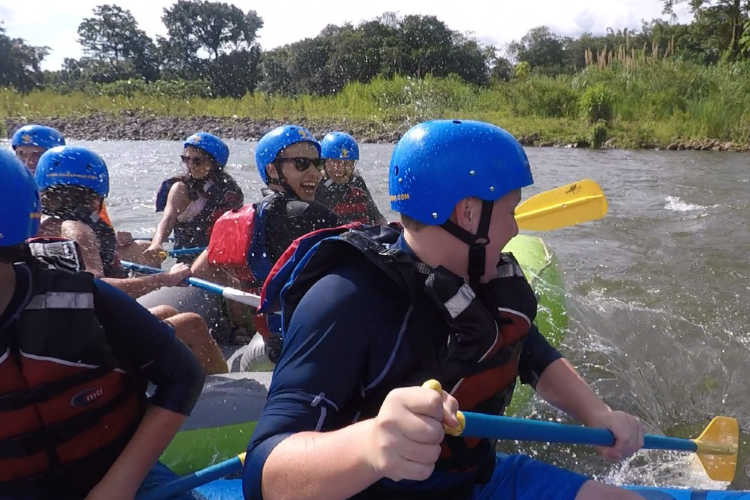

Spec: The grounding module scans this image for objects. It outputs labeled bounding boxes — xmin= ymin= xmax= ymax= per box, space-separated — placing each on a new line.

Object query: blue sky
xmin=0 ymin=0 xmax=692 ymax=71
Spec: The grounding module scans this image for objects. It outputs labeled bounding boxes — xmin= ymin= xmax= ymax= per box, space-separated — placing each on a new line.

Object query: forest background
xmin=2 ymin=0 xmax=750 ymax=149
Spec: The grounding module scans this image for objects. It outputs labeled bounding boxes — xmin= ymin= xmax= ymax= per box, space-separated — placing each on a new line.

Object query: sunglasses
xmin=181 ymin=155 xmax=209 ymax=166
xmin=276 ymin=157 xmax=324 ymax=172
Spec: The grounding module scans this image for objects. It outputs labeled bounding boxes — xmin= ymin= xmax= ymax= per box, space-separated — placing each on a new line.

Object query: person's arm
xmin=84 ymin=405 xmax=185 ymax=500
xmin=260 ymin=387 xmax=458 ymax=500
xmin=86 ymin=279 xmax=204 ymax=499
xmin=103 ymin=263 xmax=191 ymax=299
xmin=145 ymin=182 xmax=189 ymax=257
xmin=190 ymin=248 xmax=234 ymax=284
xmin=535 ymin=357 xmax=644 ymax=460
xmin=243 ymin=265 xmax=457 ymax=500
xmin=60 ymin=219 xmax=106 ymax=275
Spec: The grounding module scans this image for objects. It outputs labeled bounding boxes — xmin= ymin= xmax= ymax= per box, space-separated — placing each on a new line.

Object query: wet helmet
xmin=35 ymin=146 xmax=110 ymax=198
xmin=320 ymin=131 xmax=359 ymax=161
xmin=388 ymin=119 xmax=533 ymax=287
xmin=11 ymin=124 xmax=65 ymax=151
xmin=184 ymin=132 xmax=229 ymax=168
xmin=389 ymin=119 xmax=533 ymax=224
xmin=254 ymin=125 xmax=320 ymax=184
xmin=0 ymin=150 xmax=40 ymax=246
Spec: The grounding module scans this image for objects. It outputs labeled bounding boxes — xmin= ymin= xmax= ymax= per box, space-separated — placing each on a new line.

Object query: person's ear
xmin=451 ymin=197 xmax=480 ymax=232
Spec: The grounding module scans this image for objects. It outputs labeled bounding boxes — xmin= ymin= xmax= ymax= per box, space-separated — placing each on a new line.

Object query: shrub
xmin=579 ymin=83 xmax=614 ymax=123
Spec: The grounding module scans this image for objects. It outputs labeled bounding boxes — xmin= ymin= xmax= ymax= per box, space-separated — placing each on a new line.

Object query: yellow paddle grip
xmin=422 ymin=379 xmax=465 ymax=436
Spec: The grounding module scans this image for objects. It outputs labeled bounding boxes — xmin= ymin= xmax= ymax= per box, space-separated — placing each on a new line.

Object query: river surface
xmin=11 ymin=138 xmax=749 ymax=491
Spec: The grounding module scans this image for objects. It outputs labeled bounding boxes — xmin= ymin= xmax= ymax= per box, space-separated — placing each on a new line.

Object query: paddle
xmin=120 ymin=260 xmax=260 ymax=307
xmin=136 ymin=454 xmax=245 ymax=500
xmin=424 ymin=380 xmax=738 ymax=482
xmin=514 ymin=178 xmax=607 ymax=231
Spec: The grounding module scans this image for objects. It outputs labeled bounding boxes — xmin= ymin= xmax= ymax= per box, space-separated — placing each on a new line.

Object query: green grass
xmin=3 ymin=60 xmax=750 ymax=148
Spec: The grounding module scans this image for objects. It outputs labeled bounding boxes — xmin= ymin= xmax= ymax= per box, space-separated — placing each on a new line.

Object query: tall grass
xmin=3 ymin=60 xmax=749 ymax=146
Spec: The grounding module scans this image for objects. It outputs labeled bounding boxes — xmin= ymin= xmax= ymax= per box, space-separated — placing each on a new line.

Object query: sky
xmin=0 ymin=0 xmax=692 ymax=71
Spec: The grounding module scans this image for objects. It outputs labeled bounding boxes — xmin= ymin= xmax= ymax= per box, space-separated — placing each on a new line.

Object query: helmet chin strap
xmin=268 ymin=164 xmax=298 ymax=198
xmin=439 ymin=200 xmax=494 ymax=290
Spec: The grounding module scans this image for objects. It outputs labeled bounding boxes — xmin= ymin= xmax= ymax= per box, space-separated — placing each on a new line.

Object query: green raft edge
xmin=161 ymin=234 xmax=567 ymax=473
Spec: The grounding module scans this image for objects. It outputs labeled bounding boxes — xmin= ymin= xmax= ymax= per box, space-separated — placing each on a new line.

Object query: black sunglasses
xmin=276 ymin=157 xmax=324 ymax=172
xmin=181 ymin=154 xmax=209 ymax=166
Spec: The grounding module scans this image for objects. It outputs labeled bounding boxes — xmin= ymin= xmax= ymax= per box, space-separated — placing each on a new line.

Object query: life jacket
xmin=156 ymin=174 xmax=244 ymax=259
xmin=316 ymin=178 xmax=374 ymax=224
xmin=260 ymin=224 xmax=535 ymax=486
xmin=206 ymin=192 xmax=281 ymax=290
xmin=262 ymin=224 xmax=532 ymax=413
xmin=0 ymin=261 xmax=146 ymax=493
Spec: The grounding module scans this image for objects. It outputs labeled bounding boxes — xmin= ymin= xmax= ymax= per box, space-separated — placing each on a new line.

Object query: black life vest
xmin=0 ymin=262 xmax=146 ymax=494
xmin=261 ymin=224 xmax=535 ymax=486
xmin=156 ymin=173 xmax=244 ymax=260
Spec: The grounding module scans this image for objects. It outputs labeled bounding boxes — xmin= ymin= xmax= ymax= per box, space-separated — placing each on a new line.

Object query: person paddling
xmin=34 ymin=145 xmax=226 ymax=374
xmin=315 ymin=131 xmax=386 ymax=225
xmin=0 ymin=149 xmax=204 ymax=500
xmin=192 ymin=124 xmax=339 ymax=367
xmin=145 ymin=132 xmax=244 ymax=264
xmin=243 ymin=120 xmax=645 ymax=500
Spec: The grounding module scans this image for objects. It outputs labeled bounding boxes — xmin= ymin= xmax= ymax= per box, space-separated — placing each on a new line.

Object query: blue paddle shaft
xmin=136 ymin=456 xmax=242 ymax=500
xmin=462 ymin=412 xmax=697 ymax=452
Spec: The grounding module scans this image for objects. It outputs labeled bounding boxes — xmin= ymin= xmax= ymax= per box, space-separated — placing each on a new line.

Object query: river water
xmin=15 ymin=138 xmax=750 ymax=491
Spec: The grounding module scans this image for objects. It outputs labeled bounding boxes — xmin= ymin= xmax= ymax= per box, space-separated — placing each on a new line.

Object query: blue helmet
xmin=389 ymin=120 xmax=533 ymax=225
xmin=184 ymin=132 xmax=229 ymax=168
xmin=254 ymin=125 xmax=320 ymax=184
xmin=35 ymin=146 xmax=109 ymax=198
xmin=11 ymin=124 xmax=65 ymax=151
xmin=0 ymin=150 xmax=40 ymax=246
xmin=320 ymin=131 xmax=359 ymax=161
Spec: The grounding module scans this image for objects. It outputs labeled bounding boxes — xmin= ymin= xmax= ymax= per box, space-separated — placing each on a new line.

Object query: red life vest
xmin=207 ymin=203 xmax=257 ymax=283
xmin=0 ymin=262 xmax=145 ymax=491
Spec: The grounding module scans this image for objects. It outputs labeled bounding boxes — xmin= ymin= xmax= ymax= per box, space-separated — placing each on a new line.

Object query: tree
xmin=77 ymin=5 xmax=159 ymax=81
xmin=162 ymin=0 xmax=263 ymax=60
xmin=160 ymin=0 xmax=263 ymax=94
xmin=0 ymin=26 xmax=49 ymax=92
xmin=663 ymin=0 xmax=750 ymax=61
xmin=508 ymin=26 xmax=567 ymax=73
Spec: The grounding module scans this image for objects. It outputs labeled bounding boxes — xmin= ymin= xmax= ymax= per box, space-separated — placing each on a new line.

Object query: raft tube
xmin=160 ymin=234 xmax=567 ymax=473
xmin=187 ymin=479 xmax=750 ymax=499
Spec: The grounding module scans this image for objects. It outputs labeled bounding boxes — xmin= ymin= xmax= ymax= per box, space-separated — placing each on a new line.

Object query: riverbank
xmin=3 ymin=60 xmax=749 ymax=151
xmin=4 ymin=112 xmax=746 ymax=151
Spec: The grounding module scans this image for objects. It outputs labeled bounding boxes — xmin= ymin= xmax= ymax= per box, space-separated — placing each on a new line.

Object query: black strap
xmin=440 ymin=200 xmax=494 ymax=288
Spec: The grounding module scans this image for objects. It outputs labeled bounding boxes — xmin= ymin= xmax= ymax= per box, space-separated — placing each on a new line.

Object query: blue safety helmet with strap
xmin=320 ymin=131 xmax=359 ymax=161
xmin=184 ymin=132 xmax=229 ymax=168
xmin=0 ymin=150 xmax=41 ymax=246
xmin=254 ymin=125 xmax=320 ymax=184
xmin=11 ymin=124 xmax=65 ymax=151
xmin=388 ymin=119 xmax=533 ymax=287
xmin=35 ymin=146 xmax=110 ymax=198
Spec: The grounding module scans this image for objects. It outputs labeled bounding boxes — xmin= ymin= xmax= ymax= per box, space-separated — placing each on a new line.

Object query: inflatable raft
xmin=176 ymin=474 xmax=750 ymax=500
xmin=159 ymin=234 xmax=567 ymax=475
xmin=151 ymin=235 xmax=749 ymax=499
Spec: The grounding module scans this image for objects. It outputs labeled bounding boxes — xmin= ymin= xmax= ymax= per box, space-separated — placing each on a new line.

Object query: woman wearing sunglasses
xmin=191 ymin=125 xmax=339 ymax=367
xmin=145 ymin=132 xmax=244 ymax=264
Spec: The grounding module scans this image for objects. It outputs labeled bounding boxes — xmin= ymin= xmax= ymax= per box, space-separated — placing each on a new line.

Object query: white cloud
xmin=1 ymin=0 xmax=691 ymax=71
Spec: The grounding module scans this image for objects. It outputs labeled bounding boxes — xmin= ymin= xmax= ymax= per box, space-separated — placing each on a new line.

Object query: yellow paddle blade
xmin=692 ymin=416 xmax=738 ymax=482
xmin=515 ymin=179 xmax=608 ymax=231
